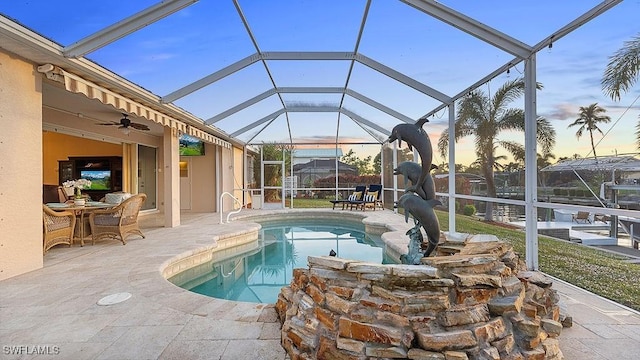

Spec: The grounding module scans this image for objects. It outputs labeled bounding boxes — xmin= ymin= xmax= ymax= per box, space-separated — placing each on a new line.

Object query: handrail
xmin=220 ymin=192 xmax=243 ymax=224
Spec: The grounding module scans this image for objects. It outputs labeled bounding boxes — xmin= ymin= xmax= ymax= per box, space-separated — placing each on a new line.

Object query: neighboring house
xmin=293 ymin=148 xmax=343 ymax=165
xmin=294 ymin=160 xmax=357 ymax=186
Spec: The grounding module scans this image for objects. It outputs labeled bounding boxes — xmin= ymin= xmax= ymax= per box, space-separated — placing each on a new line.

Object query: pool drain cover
xmin=97 ymin=292 xmax=132 ymax=306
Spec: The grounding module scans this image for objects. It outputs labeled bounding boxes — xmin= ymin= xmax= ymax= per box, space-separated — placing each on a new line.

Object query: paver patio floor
xmin=1 ymin=210 xmax=638 ymax=359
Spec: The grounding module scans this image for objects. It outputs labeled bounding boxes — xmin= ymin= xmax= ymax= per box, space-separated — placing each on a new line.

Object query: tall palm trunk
xmin=483 ymin=164 xmax=497 ymax=221
xmin=482 ymin=148 xmax=498 ymax=221
xmin=590 ymin=130 xmax=598 ymax=161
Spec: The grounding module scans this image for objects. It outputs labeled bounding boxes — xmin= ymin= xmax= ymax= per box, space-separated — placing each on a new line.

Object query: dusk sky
xmin=2 ymin=0 xmax=639 ymax=165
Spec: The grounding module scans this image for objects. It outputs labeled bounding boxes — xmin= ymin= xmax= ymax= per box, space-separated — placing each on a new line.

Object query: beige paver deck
xmin=1 ymin=209 xmax=639 ymax=359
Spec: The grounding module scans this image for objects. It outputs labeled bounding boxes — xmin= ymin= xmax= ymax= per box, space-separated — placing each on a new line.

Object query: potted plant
xmin=62 ymin=180 xmax=76 ymax=198
xmin=63 ymin=179 xmax=92 ymax=205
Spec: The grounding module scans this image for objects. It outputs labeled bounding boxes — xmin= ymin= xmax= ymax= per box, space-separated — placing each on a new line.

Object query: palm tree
xmin=537 ymin=151 xmax=556 ymax=170
xmin=557 ymin=154 xmax=581 ymax=162
xmin=567 ymin=103 xmax=611 ymax=161
xmin=469 ymin=150 xmax=508 ymax=172
xmin=602 ymin=34 xmax=640 ymax=148
xmin=537 ymin=151 xmax=556 ymax=187
xmin=437 ymin=78 xmax=556 ymax=221
xmin=503 ymin=162 xmax=523 ymax=173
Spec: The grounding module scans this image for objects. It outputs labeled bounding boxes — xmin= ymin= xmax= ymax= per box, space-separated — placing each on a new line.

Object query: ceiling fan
xmin=96 ymin=114 xmax=150 ymax=133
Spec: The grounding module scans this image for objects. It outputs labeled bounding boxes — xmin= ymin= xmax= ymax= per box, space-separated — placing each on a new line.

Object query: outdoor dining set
xmin=42 ymin=190 xmax=147 ymax=254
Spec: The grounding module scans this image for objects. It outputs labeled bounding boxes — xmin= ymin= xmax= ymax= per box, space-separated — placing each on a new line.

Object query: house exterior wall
xmin=0 ymin=51 xmax=44 ymax=280
xmin=0 ymin=47 xmax=236 ymax=279
xmin=233 ymin=146 xmax=244 ymax=208
xmin=163 ymin=127 xmax=180 ymax=227
xmin=183 ymin=142 xmax=217 ymax=212
xmin=220 ymin=146 xmax=235 ymax=212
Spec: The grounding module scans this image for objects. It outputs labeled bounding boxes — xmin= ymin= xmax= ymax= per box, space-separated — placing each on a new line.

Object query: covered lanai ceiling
xmin=0 ymin=0 xmax=627 ymax=146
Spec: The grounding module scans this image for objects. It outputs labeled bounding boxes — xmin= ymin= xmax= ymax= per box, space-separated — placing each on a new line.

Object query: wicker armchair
xmin=88 ymin=193 xmax=146 ymax=245
xmin=43 ymin=205 xmax=76 ymax=253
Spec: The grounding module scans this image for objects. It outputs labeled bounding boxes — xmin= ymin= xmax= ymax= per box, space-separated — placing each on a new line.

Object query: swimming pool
xmin=168 ymin=219 xmax=394 ymax=304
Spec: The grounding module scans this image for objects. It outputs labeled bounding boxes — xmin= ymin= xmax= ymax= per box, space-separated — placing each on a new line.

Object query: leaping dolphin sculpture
xmin=388 ymin=123 xmax=433 ymax=193
xmin=393 ymin=161 xmax=438 ymax=200
xmin=396 ymin=193 xmax=442 ymax=257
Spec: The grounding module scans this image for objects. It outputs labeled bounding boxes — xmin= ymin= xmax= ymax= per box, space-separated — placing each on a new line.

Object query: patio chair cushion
xmin=348 ymin=192 xmax=362 ymax=201
xmin=105 ymin=192 xmax=132 ymax=204
xmin=364 ymin=192 xmax=378 ymax=202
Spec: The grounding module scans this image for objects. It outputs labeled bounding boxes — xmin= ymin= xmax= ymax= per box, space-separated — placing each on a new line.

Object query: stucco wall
xmin=178 ymin=143 xmax=239 ymax=213
xmin=185 ymin=143 xmax=217 ymax=212
xmin=233 ymin=146 xmax=244 ymax=207
xmin=0 ymin=51 xmax=44 ymax=280
xmin=42 ymin=131 xmax=122 ymax=185
xmin=163 ymin=127 xmax=180 ymax=227
xmin=221 ymin=146 xmax=235 ymax=212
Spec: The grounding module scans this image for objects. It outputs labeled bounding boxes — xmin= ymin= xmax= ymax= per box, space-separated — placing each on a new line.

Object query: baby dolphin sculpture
xmin=388 ymin=123 xmax=434 ymax=193
xmin=396 ymin=193 xmax=442 ymax=257
xmin=394 ymin=161 xmax=438 ymax=200
xmin=400 ymin=224 xmax=425 ymax=265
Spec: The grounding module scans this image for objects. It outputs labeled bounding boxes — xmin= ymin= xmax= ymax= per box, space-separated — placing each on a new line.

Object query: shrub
xmin=313 ymin=174 xmax=381 ymax=189
xmin=463 ymin=204 xmax=476 ymax=216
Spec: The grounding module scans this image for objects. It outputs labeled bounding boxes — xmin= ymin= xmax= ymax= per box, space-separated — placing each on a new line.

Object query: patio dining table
xmin=46 ymin=202 xmax=116 ymax=246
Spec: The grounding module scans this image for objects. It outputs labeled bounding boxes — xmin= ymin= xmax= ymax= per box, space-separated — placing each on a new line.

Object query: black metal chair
xmin=350 ymin=184 xmax=383 ymax=211
xmin=329 ymin=185 xmax=366 ymax=210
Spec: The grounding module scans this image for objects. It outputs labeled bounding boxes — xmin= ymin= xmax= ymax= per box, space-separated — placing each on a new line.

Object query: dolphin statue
xmin=400 ymin=224 xmax=424 ymax=265
xmin=388 ymin=123 xmax=433 ymax=193
xmin=393 ymin=161 xmax=438 ymax=200
xmin=396 ymin=193 xmax=442 ymax=257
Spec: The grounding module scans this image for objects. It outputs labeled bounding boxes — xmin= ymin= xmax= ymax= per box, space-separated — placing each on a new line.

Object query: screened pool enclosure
xmin=3 ymin=0 xmax=638 ymax=270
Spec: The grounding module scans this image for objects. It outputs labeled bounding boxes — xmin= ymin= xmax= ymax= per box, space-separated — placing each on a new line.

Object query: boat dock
xmin=509 ymin=220 xmax=618 ymax=246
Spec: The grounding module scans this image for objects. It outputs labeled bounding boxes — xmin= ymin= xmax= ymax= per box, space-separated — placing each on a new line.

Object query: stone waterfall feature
xmin=276 ymin=238 xmax=567 ymax=359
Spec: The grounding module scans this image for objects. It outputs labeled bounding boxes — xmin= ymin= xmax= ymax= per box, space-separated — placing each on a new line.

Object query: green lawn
xmin=281 ymin=203 xmax=640 ymax=311
xmin=285 ymin=198 xmax=335 ymax=208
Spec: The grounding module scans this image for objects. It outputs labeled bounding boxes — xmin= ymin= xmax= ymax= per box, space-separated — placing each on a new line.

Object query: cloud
xmin=541 ymin=103 xmax=577 ymax=121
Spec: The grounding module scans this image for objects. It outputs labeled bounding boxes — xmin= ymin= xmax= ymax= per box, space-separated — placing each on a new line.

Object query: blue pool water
xmin=172 ymin=219 xmax=393 ymax=304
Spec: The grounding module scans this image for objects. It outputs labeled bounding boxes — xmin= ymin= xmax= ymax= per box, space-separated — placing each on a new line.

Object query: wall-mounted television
xmin=179 ymin=134 xmax=205 ymax=156
xmin=80 ymin=170 xmax=112 ymax=190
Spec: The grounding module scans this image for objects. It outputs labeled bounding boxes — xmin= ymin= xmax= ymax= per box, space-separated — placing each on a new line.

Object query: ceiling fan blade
xmin=96 ymin=121 xmax=120 ymax=126
xmin=129 ymin=122 xmax=150 ymax=131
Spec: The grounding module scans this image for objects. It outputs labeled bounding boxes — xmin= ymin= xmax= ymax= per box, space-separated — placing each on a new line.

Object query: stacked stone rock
xmin=276 ymin=238 xmax=566 ymax=360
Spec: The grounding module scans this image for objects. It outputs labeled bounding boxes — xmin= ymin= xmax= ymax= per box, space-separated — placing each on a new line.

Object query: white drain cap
xmin=97 ymin=292 xmax=132 ymax=306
